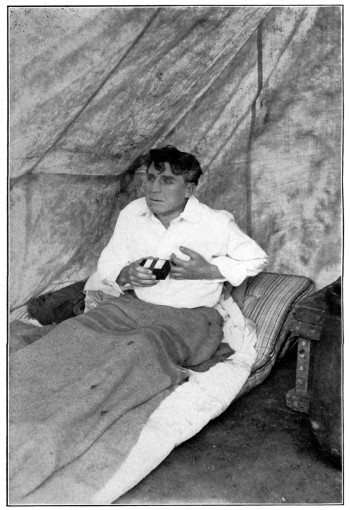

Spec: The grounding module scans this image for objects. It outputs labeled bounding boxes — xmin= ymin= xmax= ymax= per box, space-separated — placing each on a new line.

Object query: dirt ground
xmin=114 ymin=347 xmax=343 ymax=505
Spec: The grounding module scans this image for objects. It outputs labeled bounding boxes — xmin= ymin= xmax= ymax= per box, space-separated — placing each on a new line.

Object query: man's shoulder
xmin=195 ymin=199 xmax=235 ymax=223
xmin=120 ymin=197 xmax=148 ymax=217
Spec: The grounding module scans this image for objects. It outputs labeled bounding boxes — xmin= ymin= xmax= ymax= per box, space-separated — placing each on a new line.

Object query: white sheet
xmin=92 ymin=298 xmax=257 ymax=504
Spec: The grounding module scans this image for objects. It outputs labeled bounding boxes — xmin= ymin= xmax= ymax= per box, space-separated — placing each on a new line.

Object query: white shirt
xmin=85 ymin=196 xmax=268 ymax=308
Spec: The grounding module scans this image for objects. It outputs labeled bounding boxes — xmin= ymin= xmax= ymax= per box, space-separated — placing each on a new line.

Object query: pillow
xmin=238 ymin=272 xmax=314 ymax=396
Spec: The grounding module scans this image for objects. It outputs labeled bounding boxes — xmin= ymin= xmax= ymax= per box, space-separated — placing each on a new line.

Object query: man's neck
xmin=154 ymin=201 xmax=188 ymax=229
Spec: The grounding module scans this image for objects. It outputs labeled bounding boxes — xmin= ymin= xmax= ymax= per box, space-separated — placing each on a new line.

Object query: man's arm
xmin=98 ymin=217 xmax=159 ymax=289
xmin=213 ymin=219 xmax=268 ymax=286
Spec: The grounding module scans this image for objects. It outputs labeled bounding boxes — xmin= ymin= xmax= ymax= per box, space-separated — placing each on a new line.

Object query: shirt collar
xmin=139 ymin=195 xmax=201 ymax=223
xmin=177 ymin=195 xmax=201 ymax=223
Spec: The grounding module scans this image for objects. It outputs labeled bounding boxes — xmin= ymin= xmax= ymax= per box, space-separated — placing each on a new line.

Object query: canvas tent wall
xmin=9 ymin=6 xmax=342 ymax=313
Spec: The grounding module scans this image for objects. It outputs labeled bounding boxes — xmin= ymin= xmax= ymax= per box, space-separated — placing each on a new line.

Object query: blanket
xmin=8 ymin=294 xmax=226 ymax=503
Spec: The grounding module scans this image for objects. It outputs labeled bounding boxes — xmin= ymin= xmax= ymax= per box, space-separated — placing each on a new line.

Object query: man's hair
xmin=148 ymin=145 xmax=202 ymax=185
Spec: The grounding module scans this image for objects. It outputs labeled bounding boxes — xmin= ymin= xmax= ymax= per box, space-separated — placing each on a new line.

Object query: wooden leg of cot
xmin=286 ymin=337 xmax=311 ymax=413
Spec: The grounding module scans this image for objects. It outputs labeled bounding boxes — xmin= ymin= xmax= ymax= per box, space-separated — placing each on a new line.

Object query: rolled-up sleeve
xmin=213 ymin=220 xmax=268 ymax=287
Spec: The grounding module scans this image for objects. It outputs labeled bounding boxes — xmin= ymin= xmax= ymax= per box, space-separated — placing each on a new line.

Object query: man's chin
xmin=146 ymin=199 xmax=164 ymax=213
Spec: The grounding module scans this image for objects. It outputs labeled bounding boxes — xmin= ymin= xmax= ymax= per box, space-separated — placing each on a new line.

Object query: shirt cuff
xmin=103 ymin=279 xmax=126 ymax=295
xmin=85 ymin=270 xmax=126 ymax=297
xmin=212 ymin=257 xmax=248 ymax=287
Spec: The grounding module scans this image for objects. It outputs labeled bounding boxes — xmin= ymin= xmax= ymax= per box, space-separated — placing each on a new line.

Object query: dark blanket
xmin=9 ymin=294 xmax=225 ymax=501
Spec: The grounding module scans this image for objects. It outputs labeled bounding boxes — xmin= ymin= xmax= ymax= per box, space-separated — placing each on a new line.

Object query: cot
xmin=8 ymin=271 xmax=314 ymax=504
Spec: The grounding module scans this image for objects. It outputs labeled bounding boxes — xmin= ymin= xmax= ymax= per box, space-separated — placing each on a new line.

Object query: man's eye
xmin=161 ymin=179 xmax=175 ymax=185
xmin=147 ymin=175 xmax=156 ymax=181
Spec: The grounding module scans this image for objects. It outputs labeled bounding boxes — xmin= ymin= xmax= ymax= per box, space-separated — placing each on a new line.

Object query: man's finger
xmin=130 ymin=273 xmax=155 ymax=282
xmin=179 ymin=246 xmax=201 ymax=258
xmin=135 ymin=266 xmax=156 ymax=277
xmin=170 ymin=268 xmax=187 ymax=279
xmin=171 ymin=253 xmax=189 ymax=267
xmin=170 ymin=274 xmax=184 ymax=280
xmin=170 ymin=266 xmax=188 ymax=279
xmin=170 ymin=267 xmax=186 ymax=276
xmin=170 ymin=252 xmax=183 ymax=264
xmin=132 ymin=281 xmax=159 ymax=287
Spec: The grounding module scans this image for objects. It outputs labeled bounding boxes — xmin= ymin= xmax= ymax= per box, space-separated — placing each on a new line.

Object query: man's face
xmin=145 ymin=162 xmax=194 ymax=220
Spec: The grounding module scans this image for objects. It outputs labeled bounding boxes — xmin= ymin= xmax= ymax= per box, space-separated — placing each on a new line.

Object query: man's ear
xmin=185 ymin=182 xmax=196 ymax=198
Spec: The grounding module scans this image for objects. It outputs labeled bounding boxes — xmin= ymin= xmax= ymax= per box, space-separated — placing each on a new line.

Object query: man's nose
xmin=151 ymin=177 xmax=161 ymax=192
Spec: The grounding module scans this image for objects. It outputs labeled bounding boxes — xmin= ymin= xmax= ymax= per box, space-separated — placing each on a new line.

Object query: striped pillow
xmin=238 ymin=272 xmax=314 ymax=396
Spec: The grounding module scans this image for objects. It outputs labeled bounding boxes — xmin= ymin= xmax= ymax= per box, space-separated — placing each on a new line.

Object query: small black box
xmin=140 ymin=258 xmax=171 ymax=280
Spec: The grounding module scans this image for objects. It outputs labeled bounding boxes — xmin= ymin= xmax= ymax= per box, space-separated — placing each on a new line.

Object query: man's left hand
xmin=170 ymin=247 xmax=223 ymax=280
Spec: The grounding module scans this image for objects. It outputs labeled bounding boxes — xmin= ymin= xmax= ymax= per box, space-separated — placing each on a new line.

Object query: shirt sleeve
xmin=212 ymin=219 xmax=269 ymax=287
xmin=97 ymin=209 xmax=132 ymax=286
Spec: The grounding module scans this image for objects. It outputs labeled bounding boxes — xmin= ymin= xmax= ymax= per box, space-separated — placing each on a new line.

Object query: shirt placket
xmin=146 ymin=214 xmax=169 ymax=258
xmin=147 ymin=214 xmax=183 ymax=260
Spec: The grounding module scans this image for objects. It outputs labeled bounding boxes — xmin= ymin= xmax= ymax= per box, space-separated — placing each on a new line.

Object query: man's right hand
xmin=116 ymin=258 xmax=159 ymax=287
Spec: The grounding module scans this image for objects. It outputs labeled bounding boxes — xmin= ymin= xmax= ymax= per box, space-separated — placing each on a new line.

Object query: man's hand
xmin=116 ymin=258 xmax=158 ymax=287
xmin=170 ymin=247 xmax=224 ymax=280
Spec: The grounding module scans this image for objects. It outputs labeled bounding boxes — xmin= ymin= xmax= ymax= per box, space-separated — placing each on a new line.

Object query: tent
xmin=10 ymin=5 xmax=342 ymax=315
xmin=8 ymin=4 xmax=342 ymax=504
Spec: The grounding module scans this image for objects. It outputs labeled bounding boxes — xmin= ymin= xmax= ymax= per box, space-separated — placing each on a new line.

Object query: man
xmin=85 ymin=145 xmax=268 ymax=309
xmin=10 ymin=146 xmax=268 ymax=500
